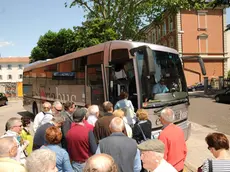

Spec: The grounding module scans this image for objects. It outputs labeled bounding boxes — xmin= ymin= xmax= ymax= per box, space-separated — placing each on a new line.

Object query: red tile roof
xmin=0 ymin=57 xmax=30 ymax=63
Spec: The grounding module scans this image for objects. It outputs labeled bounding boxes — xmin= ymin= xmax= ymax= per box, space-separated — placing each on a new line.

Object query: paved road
xmin=0 ymin=100 xmax=32 ymax=135
xmin=188 ymin=96 xmax=230 ymax=135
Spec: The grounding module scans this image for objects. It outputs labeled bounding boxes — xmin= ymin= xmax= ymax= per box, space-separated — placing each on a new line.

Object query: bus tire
xmin=33 ymin=102 xmax=38 ymax=116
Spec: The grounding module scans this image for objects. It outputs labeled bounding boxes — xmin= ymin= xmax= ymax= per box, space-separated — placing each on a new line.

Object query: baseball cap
xmin=137 ymin=139 xmax=165 ymax=154
xmin=73 ymin=108 xmax=87 ymax=122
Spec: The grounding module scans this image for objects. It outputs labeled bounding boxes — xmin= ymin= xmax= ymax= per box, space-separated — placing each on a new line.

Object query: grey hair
xmin=160 ymin=108 xmax=175 ymax=123
xmin=5 ymin=117 xmax=21 ymax=131
xmin=53 ymin=101 xmax=62 ymax=108
xmin=109 ymin=117 xmax=125 ymax=132
xmin=0 ymin=137 xmax=15 ymax=157
xmin=88 ymin=105 xmax=99 ymax=116
xmin=52 ymin=115 xmax=65 ymax=123
xmin=154 ymin=152 xmax=164 ymax=159
xmin=26 ymin=149 xmax=56 ymax=172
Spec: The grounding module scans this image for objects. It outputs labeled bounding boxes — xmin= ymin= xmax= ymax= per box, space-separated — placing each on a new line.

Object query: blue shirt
xmin=152 ymin=83 xmax=169 ymax=94
xmin=114 ymin=99 xmax=134 ymax=112
xmin=96 ymin=145 xmax=141 ymax=172
xmin=41 ymin=145 xmax=73 ymax=172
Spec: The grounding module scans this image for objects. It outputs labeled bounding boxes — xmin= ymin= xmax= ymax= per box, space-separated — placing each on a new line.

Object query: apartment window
xmin=197 ymin=11 xmax=207 ymax=30
xmin=0 ymin=75 xmax=2 ymax=80
xmin=158 ymin=27 xmax=161 ymax=40
xmin=7 ymin=64 xmax=12 ymax=70
xmin=8 ymin=74 xmax=12 ymax=80
xmin=198 ymin=33 xmax=208 ymax=54
xmin=19 ymin=74 xmax=23 ymax=79
xmin=152 ymin=29 xmax=156 ymax=43
xmin=163 ymin=22 xmax=167 ymax=36
xmin=18 ymin=64 xmax=23 ymax=69
xmin=168 ymin=16 xmax=173 ymax=32
xmin=169 ymin=38 xmax=174 ymax=48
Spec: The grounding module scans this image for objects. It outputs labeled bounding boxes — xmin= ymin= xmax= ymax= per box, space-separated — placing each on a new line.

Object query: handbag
xmin=197 ymin=159 xmax=213 ymax=172
xmin=137 ymin=123 xmax=148 ymax=144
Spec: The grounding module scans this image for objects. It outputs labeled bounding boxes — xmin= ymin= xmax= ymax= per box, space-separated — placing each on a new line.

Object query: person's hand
xmin=23 ymin=140 xmax=30 ymax=147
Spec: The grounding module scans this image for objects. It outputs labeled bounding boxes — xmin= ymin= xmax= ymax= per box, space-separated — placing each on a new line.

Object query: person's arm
xmin=62 ymin=151 xmax=73 ymax=172
xmin=33 ymin=113 xmax=41 ymax=132
xmin=158 ymin=133 xmax=168 ymax=160
xmin=88 ymin=130 xmax=97 ymax=154
xmin=133 ymin=149 xmax=142 ymax=172
xmin=93 ymin=121 xmax=100 ymax=144
xmin=132 ymin=124 xmax=141 ymax=142
xmin=114 ymin=102 xmax=119 ymax=110
xmin=129 ymin=100 xmax=135 ymax=112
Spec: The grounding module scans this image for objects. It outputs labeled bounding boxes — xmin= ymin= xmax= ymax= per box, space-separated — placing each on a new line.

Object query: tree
xmin=74 ymin=18 xmax=118 ymax=49
xmin=30 ymin=29 xmax=78 ymax=62
xmin=65 ymin=0 xmax=229 ymax=39
xmin=30 ymin=18 xmax=117 ymax=62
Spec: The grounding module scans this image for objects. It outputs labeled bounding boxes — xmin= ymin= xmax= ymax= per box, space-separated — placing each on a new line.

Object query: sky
xmin=0 ymin=1 xmax=230 ymax=57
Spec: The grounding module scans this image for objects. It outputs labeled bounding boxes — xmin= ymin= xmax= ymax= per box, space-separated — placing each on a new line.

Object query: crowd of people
xmin=0 ymin=91 xmax=229 ymax=172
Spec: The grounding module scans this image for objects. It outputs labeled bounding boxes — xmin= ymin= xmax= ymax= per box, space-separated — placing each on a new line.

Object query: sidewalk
xmin=184 ymin=122 xmax=230 ymax=172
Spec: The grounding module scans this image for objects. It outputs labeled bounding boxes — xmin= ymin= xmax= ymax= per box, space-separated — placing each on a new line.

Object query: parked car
xmin=215 ymin=89 xmax=230 ymax=103
xmin=0 ymin=93 xmax=8 ymax=106
xmin=187 ymin=82 xmax=211 ymax=92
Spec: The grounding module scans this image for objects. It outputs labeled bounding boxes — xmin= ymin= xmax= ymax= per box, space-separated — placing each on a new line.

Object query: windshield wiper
xmin=153 ymin=98 xmax=188 ymax=113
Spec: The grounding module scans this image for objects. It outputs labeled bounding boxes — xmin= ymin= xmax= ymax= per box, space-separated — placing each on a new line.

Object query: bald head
xmin=0 ymin=137 xmax=17 ymax=157
xmin=160 ymin=108 xmax=175 ymax=124
xmin=109 ymin=117 xmax=125 ymax=133
xmin=83 ymin=154 xmax=118 ymax=172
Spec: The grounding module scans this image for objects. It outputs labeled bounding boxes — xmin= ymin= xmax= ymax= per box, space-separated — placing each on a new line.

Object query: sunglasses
xmin=13 ymin=125 xmax=23 ymax=128
xmin=54 ymin=107 xmax=62 ymax=112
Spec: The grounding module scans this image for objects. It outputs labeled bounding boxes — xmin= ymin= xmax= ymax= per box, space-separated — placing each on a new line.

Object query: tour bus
xmin=23 ymin=40 xmax=206 ymax=140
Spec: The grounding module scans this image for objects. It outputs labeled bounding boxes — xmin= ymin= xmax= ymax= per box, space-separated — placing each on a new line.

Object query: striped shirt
xmin=202 ymin=159 xmax=230 ymax=172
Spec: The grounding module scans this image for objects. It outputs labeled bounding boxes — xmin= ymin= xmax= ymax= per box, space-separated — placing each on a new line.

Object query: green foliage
xmin=65 ymin=0 xmax=229 ymax=39
xmin=30 ymin=19 xmax=117 ymax=62
xmin=228 ymin=70 xmax=230 ymax=79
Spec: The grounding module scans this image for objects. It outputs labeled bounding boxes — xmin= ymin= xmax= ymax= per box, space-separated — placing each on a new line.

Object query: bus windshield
xmin=136 ymin=50 xmax=187 ymax=106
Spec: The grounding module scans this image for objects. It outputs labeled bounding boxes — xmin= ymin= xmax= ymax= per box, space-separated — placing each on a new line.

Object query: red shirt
xmin=66 ymin=123 xmax=91 ymax=163
xmin=158 ymin=124 xmax=187 ymax=171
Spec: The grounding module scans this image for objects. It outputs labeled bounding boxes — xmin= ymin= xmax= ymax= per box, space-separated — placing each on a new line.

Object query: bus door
xmin=108 ymin=60 xmax=138 ymax=109
xmin=85 ymin=64 xmax=106 ymax=106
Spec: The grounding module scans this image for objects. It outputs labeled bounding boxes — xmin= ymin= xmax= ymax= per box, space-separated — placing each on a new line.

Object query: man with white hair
xmin=87 ymin=105 xmax=99 ymax=126
xmin=26 ymin=149 xmax=58 ymax=172
xmin=33 ymin=116 xmax=65 ymax=150
xmin=2 ymin=117 xmax=29 ymax=164
xmin=0 ymin=137 xmax=26 ymax=172
xmin=137 ymin=139 xmax=177 ymax=172
xmin=96 ymin=117 xmax=141 ymax=172
xmin=33 ymin=101 xmax=52 ymax=132
xmin=158 ymin=108 xmax=187 ymax=172
xmin=52 ymin=101 xmax=63 ymax=116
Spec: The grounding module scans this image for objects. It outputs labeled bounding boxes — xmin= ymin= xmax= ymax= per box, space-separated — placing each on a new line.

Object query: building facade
xmin=0 ymin=57 xmax=30 ymax=97
xmin=141 ymin=8 xmax=227 ymax=85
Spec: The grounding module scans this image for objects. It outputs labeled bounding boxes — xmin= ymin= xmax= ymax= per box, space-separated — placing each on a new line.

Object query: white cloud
xmin=0 ymin=41 xmax=14 ymax=47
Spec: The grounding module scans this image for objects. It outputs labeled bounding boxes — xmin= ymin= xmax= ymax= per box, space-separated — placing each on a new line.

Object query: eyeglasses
xmin=54 ymin=107 xmax=62 ymax=112
xmin=13 ymin=125 xmax=23 ymax=128
xmin=44 ymin=107 xmax=50 ymax=109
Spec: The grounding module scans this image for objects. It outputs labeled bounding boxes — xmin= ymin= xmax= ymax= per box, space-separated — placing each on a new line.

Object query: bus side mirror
xmin=130 ymin=46 xmax=156 ymax=75
xmin=181 ymin=56 xmax=206 ymax=75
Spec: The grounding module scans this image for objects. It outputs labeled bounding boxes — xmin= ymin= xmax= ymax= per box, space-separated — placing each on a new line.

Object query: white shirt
xmin=87 ymin=115 xmax=98 ymax=126
xmin=33 ymin=111 xmax=53 ymax=132
xmin=153 ymin=159 xmax=177 ymax=172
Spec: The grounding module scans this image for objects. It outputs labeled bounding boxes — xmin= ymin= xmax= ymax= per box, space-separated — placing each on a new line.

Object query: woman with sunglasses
xmin=198 ymin=132 xmax=230 ymax=172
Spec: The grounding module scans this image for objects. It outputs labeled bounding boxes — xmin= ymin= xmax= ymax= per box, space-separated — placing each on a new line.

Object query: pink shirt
xmin=158 ymin=124 xmax=187 ymax=171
